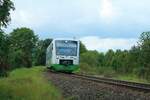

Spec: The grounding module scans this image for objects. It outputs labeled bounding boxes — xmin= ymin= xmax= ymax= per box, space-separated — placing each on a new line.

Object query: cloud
xmin=99 ymin=0 xmax=117 ymax=23
xmin=80 ymin=36 xmax=137 ymax=52
xmin=10 ymin=10 xmax=50 ymax=28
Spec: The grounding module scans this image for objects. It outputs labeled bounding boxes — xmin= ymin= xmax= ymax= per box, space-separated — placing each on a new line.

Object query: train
xmin=46 ymin=38 xmax=80 ymax=73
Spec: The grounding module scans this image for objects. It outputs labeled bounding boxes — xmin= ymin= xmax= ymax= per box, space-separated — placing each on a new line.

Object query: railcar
xmin=46 ymin=38 xmax=80 ymax=73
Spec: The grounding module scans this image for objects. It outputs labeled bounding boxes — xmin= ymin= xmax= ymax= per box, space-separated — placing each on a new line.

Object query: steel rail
xmin=70 ymin=74 xmax=150 ymax=92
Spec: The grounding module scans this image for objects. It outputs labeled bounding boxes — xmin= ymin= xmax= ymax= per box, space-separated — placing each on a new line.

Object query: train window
xmin=55 ymin=40 xmax=77 ymax=56
xmin=52 ymin=43 xmax=53 ymax=50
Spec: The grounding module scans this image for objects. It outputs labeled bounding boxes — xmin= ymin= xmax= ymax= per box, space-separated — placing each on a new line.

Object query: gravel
xmin=45 ymin=71 xmax=150 ymax=100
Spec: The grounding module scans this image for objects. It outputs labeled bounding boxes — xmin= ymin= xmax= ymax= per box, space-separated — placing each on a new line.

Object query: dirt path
xmin=45 ymin=71 xmax=150 ymax=100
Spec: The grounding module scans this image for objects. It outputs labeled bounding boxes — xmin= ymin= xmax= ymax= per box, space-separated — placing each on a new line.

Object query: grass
xmin=76 ymin=63 xmax=101 ymax=75
xmin=115 ymin=74 xmax=149 ymax=83
xmin=77 ymin=63 xmax=116 ymax=77
xmin=78 ymin=63 xmax=149 ymax=84
xmin=0 ymin=66 xmax=63 ymax=100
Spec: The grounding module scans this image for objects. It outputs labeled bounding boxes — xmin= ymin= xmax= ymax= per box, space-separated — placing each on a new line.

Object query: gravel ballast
xmin=45 ymin=71 xmax=150 ymax=100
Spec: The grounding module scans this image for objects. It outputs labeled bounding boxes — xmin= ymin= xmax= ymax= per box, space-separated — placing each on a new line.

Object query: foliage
xmin=80 ymin=50 xmax=100 ymax=67
xmin=0 ymin=0 xmax=15 ymax=29
xmin=103 ymin=49 xmax=115 ymax=67
xmin=80 ymin=41 xmax=87 ymax=54
xmin=9 ymin=27 xmax=38 ymax=68
xmin=0 ymin=66 xmax=62 ymax=100
xmin=138 ymin=32 xmax=150 ymax=79
xmin=0 ymin=31 xmax=9 ymax=76
xmin=34 ymin=39 xmax=52 ymax=66
xmin=0 ymin=0 xmax=14 ymax=76
xmin=98 ymin=52 xmax=105 ymax=66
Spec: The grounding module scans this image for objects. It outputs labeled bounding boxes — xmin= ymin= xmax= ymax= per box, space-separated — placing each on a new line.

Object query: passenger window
xmin=52 ymin=44 xmax=53 ymax=50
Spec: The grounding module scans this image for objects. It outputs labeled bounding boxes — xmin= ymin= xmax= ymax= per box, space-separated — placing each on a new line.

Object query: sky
xmin=4 ymin=0 xmax=150 ymax=52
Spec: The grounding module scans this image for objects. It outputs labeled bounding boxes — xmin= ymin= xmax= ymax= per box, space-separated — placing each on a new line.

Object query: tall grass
xmin=0 ymin=66 xmax=62 ymax=100
xmin=78 ymin=63 xmax=116 ymax=77
xmin=78 ymin=63 xmax=149 ymax=83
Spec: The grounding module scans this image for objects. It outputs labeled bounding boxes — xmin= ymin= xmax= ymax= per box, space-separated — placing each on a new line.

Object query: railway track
xmin=69 ymin=74 xmax=150 ymax=92
xmin=47 ymin=71 xmax=150 ymax=100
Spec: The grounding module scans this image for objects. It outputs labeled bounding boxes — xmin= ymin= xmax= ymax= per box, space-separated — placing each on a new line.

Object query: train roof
xmin=47 ymin=38 xmax=79 ymax=49
xmin=53 ymin=38 xmax=79 ymax=41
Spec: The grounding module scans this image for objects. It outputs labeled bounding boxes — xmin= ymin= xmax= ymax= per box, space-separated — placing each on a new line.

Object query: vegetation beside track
xmin=77 ymin=64 xmax=149 ymax=83
xmin=0 ymin=66 xmax=62 ymax=100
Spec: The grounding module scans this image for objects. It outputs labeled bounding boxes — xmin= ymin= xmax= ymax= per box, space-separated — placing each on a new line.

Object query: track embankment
xmin=45 ymin=71 xmax=150 ymax=100
xmin=71 ymin=74 xmax=150 ymax=92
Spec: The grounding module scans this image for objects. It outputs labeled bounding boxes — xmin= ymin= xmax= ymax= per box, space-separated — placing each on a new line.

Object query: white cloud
xmin=80 ymin=36 xmax=137 ymax=52
xmin=99 ymin=0 xmax=118 ymax=23
xmin=12 ymin=10 xmax=31 ymax=25
xmin=10 ymin=9 xmax=50 ymax=28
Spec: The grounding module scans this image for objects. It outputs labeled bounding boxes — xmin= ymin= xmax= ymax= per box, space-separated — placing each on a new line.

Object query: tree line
xmin=80 ymin=32 xmax=150 ymax=80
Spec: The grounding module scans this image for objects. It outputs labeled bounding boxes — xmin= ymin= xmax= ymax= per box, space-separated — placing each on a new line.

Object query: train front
xmin=53 ymin=39 xmax=80 ymax=73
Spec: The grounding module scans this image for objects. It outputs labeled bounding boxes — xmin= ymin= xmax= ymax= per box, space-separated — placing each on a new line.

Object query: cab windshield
xmin=55 ymin=40 xmax=77 ymax=56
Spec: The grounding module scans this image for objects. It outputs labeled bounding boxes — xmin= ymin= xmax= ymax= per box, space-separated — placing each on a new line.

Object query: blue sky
xmin=4 ymin=0 xmax=150 ymax=52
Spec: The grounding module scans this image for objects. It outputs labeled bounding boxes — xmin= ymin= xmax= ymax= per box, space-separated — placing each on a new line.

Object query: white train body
xmin=46 ymin=38 xmax=80 ymax=72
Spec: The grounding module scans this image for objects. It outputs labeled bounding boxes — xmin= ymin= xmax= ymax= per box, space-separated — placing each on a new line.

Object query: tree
xmin=104 ymin=49 xmax=115 ymax=67
xmin=80 ymin=41 xmax=87 ymax=54
xmin=9 ymin=27 xmax=38 ymax=68
xmin=80 ymin=50 xmax=100 ymax=67
xmin=0 ymin=31 xmax=9 ymax=76
xmin=112 ymin=50 xmax=130 ymax=73
xmin=34 ymin=39 xmax=52 ymax=66
xmin=138 ymin=32 xmax=150 ymax=79
xmin=129 ymin=46 xmax=141 ymax=70
xmin=98 ymin=52 xmax=105 ymax=67
xmin=0 ymin=0 xmax=15 ymax=29
xmin=0 ymin=0 xmax=14 ymax=76
xmin=139 ymin=32 xmax=150 ymax=66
